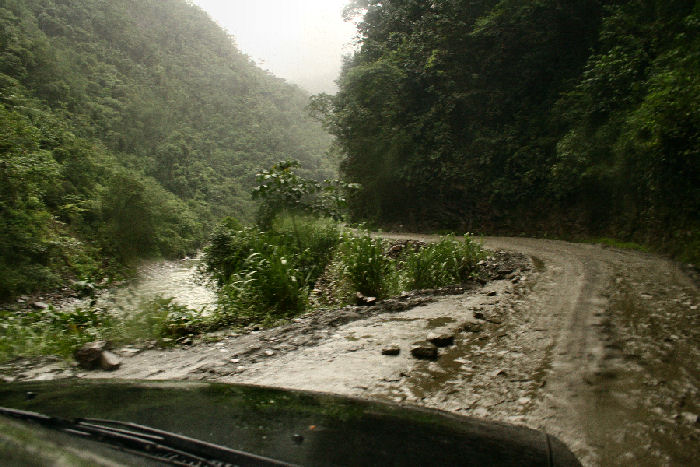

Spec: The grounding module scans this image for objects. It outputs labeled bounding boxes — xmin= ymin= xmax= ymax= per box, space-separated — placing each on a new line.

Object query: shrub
xmin=403 ymin=235 xmax=484 ymax=290
xmin=0 ymin=305 xmax=114 ymax=361
xmin=337 ymin=232 xmax=396 ymax=298
xmin=213 ymin=252 xmax=308 ymax=327
xmin=203 ymin=216 xmax=341 ymax=326
xmin=0 ymin=297 xmax=209 ymax=362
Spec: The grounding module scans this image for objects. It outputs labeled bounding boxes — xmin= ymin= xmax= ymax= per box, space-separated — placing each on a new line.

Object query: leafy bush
xmin=337 ymin=232 xmax=397 ymax=299
xmin=0 ymin=306 xmax=114 ymax=360
xmin=213 ymin=252 xmax=308 ymax=327
xmin=0 ymin=297 xmax=207 ymax=362
xmin=120 ymin=298 xmax=207 ymax=345
xmin=203 ymin=216 xmax=341 ymax=326
xmin=403 ymin=235 xmax=484 ymax=290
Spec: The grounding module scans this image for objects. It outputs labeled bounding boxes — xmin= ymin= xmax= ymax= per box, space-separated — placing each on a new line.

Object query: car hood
xmin=0 ymin=379 xmax=580 ymax=466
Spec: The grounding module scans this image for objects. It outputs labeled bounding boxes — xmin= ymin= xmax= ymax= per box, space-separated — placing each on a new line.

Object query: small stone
xmin=486 ymin=291 xmax=497 ymax=297
xmin=382 ymin=345 xmax=400 ymax=356
xmin=264 ymin=350 xmax=275 ymax=356
xmin=518 ymin=397 xmax=531 ymax=405
xmin=32 ymin=301 xmax=50 ymax=310
xmin=231 ymin=358 xmax=240 ymax=363
xmin=116 ymin=347 xmax=140 ymax=357
xmin=355 ymin=292 xmax=377 ymax=306
xmin=410 ymin=342 xmax=438 ymax=360
xmin=474 ymin=311 xmax=485 ymax=320
xmin=100 ymin=351 xmax=121 ymax=371
xmin=428 ymin=331 xmax=455 ymax=347
xmin=679 ymin=412 xmax=698 ymax=424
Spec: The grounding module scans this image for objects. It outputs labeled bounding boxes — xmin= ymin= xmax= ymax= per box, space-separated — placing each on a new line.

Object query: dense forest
xmin=0 ymin=0 xmax=334 ymax=299
xmin=319 ymin=0 xmax=698 ymax=262
xmin=2 ymin=0 xmax=698 ymax=301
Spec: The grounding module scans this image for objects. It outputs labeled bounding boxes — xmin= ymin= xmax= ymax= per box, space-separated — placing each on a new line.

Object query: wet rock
xmin=355 ymin=292 xmax=377 ymax=306
xmin=100 ymin=351 xmax=121 ymax=371
xmin=411 ymin=342 xmax=438 ymax=360
xmin=116 ymin=346 xmax=141 ymax=357
xmin=428 ymin=331 xmax=455 ymax=347
xmin=382 ymin=344 xmax=401 ymax=356
xmin=678 ymin=412 xmax=698 ymax=425
xmin=74 ymin=341 xmax=110 ymax=370
xmin=461 ymin=321 xmax=482 ymax=333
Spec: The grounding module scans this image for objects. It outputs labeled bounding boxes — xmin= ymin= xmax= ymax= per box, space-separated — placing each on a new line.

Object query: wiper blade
xmin=0 ymin=407 xmax=294 ymax=466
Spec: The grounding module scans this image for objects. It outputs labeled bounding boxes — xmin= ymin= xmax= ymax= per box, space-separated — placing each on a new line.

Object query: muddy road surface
xmin=7 ymin=236 xmax=699 ymax=466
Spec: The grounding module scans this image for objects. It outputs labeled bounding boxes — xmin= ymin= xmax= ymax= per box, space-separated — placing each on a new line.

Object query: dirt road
xmin=11 ymin=236 xmax=699 ymax=465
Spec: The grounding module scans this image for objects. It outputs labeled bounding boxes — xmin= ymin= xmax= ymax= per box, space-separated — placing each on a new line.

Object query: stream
xmin=63 ymin=256 xmax=217 ymax=316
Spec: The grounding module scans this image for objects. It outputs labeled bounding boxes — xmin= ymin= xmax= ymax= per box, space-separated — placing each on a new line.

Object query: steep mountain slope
xmin=0 ymin=0 xmax=334 ymax=298
xmin=328 ymin=0 xmax=698 ymax=262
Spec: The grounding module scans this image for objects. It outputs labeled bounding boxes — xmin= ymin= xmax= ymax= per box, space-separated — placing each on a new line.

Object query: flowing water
xmin=63 ymin=256 xmax=217 ymax=315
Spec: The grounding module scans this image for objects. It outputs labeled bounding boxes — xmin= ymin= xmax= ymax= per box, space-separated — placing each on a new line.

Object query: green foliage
xmin=204 ymin=219 xmax=484 ymax=326
xmin=327 ymin=0 xmax=698 ymax=261
xmin=403 ymin=235 xmax=485 ymax=290
xmin=0 ymin=0 xmax=337 ymax=299
xmin=121 ymin=298 xmax=207 ymax=345
xmin=252 ymin=160 xmax=358 ymax=229
xmin=0 ymin=305 xmax=114 ymax=360
xmin=203 ymin=217 xmax=341 ymax=326
xmin=214 ymin=252 xmax=309 ymax=327
xmin=337 ymin=233 xmax=397 ymax=298
xmin=0 ymin=298 xmax=207 ymax=362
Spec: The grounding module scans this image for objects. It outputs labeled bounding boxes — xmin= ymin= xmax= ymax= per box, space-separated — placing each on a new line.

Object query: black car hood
xmin=0 ymin=379 xmax=580 ymax=466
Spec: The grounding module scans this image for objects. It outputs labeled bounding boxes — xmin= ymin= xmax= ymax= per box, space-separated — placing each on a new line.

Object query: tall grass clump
xmin=337 ymin=232 xmax=397 ymax=298
xmin=403 ymin=235 xmax=484 ymax=290
xmin=203 ymin=215 xmax=341 ymax=326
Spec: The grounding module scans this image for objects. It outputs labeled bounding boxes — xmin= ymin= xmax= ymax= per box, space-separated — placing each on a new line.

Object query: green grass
xmin=0 ymin=298 xmax=206 ymax=363
xmin=403 ymin=235 xmax=484 ymax=290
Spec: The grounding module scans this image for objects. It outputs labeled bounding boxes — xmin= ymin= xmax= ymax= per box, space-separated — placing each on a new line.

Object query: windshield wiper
xmin=0 ymin=407 xmax=294 ymax=466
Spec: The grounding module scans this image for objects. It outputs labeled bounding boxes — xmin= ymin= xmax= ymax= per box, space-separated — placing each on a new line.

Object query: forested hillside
xmin=0 ymin=0 xmax=333 ymax=299
xmin=323 ymin=0 xmax=698 ymax=261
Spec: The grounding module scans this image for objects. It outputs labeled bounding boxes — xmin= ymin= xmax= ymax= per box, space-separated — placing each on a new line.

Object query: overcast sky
xmin=192 ymin=0 xmax=358 ymax=94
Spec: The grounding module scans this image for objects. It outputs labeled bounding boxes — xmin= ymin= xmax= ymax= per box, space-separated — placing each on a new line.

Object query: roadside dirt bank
xmin=3 ymin=236 xmax=698 ymax=466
